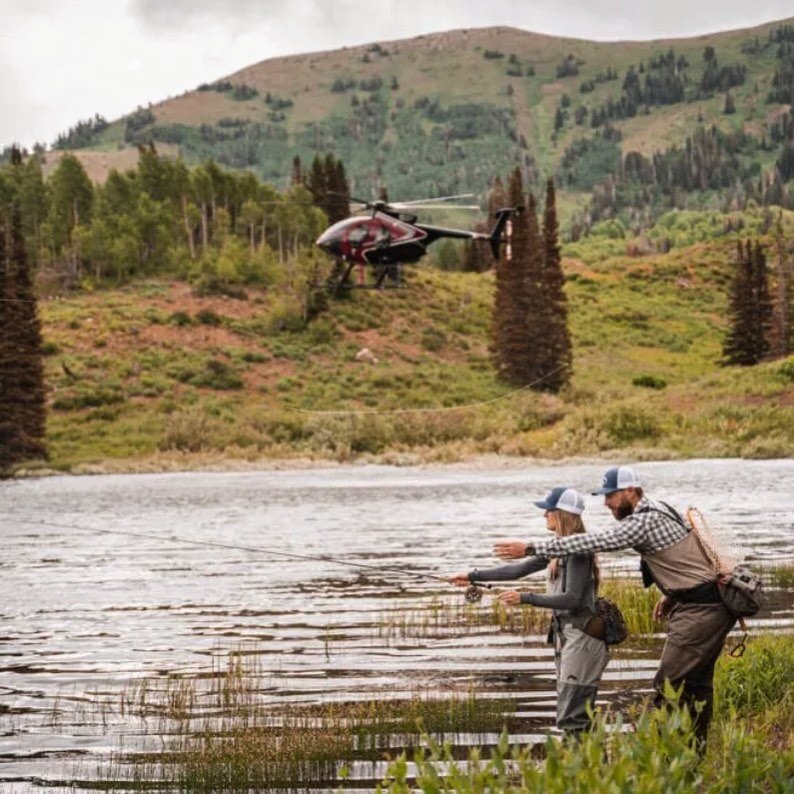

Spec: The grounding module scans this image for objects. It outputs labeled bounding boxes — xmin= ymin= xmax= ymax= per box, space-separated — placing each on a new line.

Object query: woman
xmin=450 ymin=486 xmax=608 ymax=736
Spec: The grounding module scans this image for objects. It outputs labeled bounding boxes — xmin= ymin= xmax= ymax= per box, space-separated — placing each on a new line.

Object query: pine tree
xmin=307 ymin=155 xmax=327 ymax=214
xmin=540 ymin=178 xmax=572 ymax=391
xmin=769 ymin=212 xmax=793 ymax=358
xmin=327 ymin=157 xmax=350 ymax=225
xmin=491 ymin=169 xmax=529 ymax=384
xmin=291 ymin=155 xmax=303 ymax=187
xmin=0 ymin=148 xmax=47 ymax=472
xmin=521 ymin=191 xmax=548 ymax=383
xmin=723 ymin=239 xmax=773 ymax=365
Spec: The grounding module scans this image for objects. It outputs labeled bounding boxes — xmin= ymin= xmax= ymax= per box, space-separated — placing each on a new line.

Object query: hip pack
xmin=586 ymin=596 xmax=628 ymax=645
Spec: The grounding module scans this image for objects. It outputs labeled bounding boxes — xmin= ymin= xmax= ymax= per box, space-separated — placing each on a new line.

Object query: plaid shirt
xmin=533 ymin=497 xmax=689 ymax=558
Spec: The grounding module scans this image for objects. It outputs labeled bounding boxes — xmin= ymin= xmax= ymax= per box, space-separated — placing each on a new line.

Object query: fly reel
xmin=465 ymin=584 xmax=485 ymax=603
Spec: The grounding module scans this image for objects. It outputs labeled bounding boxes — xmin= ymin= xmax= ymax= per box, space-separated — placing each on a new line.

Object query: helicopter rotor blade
xmin=389 ymin=204 xmax=480 ymax=211
xmin=394 ymin=193 xmax=475 ymax=206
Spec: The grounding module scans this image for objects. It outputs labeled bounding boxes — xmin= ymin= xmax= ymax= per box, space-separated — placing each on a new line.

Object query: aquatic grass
xmin=377 ymin=594 xmax=550 ymax=639
xmin=101 ymin=650 xmax=513 ymax=791
xmin=377 ymin=579 xmax=661 ymax=642
xmin=767 ymin=563 xmax=794 ymax=589
xmin=599 ymin=578 xmax=661 ymax=638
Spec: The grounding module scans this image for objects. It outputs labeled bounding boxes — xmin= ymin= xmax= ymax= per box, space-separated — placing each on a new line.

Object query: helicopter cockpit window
xmin=347 ymin=226 xmax=369 ymax=246
xmin=374 ymin=224 xmax=391 ymax=246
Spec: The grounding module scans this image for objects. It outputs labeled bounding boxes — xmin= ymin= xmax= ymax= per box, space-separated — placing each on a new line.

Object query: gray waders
xmin=554 ymin=619 xmax=609 ymax=734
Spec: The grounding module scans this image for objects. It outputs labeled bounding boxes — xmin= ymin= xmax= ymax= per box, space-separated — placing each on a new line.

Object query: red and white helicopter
xmin=315 ymin=194 xmax=516 ymax=289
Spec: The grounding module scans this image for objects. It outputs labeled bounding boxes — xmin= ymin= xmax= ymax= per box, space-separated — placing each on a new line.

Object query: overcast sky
xmin=2 ymin=1 xmax=793 ymax=148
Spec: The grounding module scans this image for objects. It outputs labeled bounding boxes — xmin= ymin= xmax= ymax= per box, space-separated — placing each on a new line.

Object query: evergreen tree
xmin=723 ymin=239 xmax=773 ymax=365
xmin=0 ymin=148 xmax=47 ymax=472
xmin=307 ymin=155 xmax=328 ymax=215
xmin=769 ymin=212 xmax=793 ymax=357
xmin=291 ymin=155 xmax=303 ymax=187
xmin=541 ymin=178 xmax=572 ymax=391
xmin=521 ymin=191 xmax=548 ymax=383
xmin=491 ymin=168 xmax=529 ymax=384
xmin=326 ymin=156 xmax=350 ymax=225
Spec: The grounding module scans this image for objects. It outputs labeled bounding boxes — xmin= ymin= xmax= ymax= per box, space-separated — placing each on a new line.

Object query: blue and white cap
xmin=533 ymin=487 xmax=586 ymax=515
xmin=592 ymin=466 xmax=642 ymax=495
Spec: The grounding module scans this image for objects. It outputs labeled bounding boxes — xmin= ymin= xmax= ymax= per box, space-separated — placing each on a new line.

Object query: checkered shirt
xmin=532 ymin=497 xmax=689 ymax=558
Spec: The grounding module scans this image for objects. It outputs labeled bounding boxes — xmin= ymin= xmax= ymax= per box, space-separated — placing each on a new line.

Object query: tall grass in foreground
xmin=102 ymin=661 xmax=512 ymax=791
xmin=96 ymin=629 xmax=793 ymax=791
xmin=378 ymin=635 xmax=794 ymax=793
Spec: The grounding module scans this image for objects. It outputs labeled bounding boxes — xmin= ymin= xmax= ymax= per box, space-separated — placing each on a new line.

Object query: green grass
xmin=92 ymin=634 xmax=794 ymax=791
xmin=29 ymin=217 xmax=794 ymax=471
xmin=101 ymin=655 xmax=513 ymax=791
xmin=379 ymin=636 xmax=794 ymax=793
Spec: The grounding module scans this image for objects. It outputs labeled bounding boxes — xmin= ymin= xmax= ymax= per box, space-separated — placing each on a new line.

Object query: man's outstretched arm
xmin=495 ymin=518 xmax=648 ymax=560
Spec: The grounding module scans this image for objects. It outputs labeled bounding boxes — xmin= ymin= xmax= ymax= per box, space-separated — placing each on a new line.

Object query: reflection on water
xmin=1 ymin=459 xmax=793 ymax=790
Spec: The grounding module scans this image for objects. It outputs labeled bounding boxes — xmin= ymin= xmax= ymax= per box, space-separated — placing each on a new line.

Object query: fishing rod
xmin=21 ymin=519 xmax=491 ymax=602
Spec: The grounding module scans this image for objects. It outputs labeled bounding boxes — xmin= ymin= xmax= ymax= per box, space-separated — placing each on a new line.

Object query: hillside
xmin=32 ymin=213 xmax=794 ymax=474
xmin=50 ymin=18 xmax=794 ymax=226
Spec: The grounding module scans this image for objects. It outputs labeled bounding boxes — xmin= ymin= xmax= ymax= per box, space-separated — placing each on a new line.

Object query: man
xmin=494 ymin=465 xmax=735 ymax=745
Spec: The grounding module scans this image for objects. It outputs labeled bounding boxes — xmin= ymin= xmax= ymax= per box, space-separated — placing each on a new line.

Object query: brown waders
xmin=653 ymin=599 xmax=736 ymax=745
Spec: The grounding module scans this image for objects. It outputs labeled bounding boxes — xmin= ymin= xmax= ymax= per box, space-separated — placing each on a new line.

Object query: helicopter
xmin=315 ymin=194 xmax=517 ymax=289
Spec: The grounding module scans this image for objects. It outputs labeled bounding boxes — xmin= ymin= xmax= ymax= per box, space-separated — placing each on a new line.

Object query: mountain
xmin=52 ymin=19 xmax=794 ymax=225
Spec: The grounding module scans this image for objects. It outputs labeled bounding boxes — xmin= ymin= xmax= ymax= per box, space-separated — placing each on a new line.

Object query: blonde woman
xmin=451 ymin=486 xmax=608 ymax=735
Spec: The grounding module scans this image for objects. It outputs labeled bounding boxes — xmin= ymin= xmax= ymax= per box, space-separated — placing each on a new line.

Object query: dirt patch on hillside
xmin=42 ymin=145 xmax=179 ymax=185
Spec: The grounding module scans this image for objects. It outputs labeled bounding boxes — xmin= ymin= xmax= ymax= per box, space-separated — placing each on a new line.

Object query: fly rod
xmin=20 ymin=519 xmax=491 ymax=601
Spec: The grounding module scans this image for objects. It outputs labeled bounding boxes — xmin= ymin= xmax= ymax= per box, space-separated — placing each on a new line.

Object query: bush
xmin=52 ymin=388 xmax=125 ymax=411
xmin=421 ymin=327 xmax=447 ymax=352
xmin=190 ymin=359 xmax=243 ymax=390
xmin=168 ymin=311 xmax=193 ymax=327
xmin=158 ymin=407 xmax=220 ymax=452
xmin=605 ymin=406 xmax=660 ymax=444
xmin=775 ymin=358 xmax=794 ymax=382
xmin=195 ymin=309 xmax=222 ymax=326
xmin=632 ymin=374 xmax=667 ymax=389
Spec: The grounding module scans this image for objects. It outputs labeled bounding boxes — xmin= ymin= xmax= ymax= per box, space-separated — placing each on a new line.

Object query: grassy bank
xmin=24 ymin=220 xmax=794 ymax=474
xmin=93 ymin=630 xmax=794 ymax=791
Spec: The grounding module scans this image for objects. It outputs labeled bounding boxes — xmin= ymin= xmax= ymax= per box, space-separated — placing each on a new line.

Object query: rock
xmin=355 ymin=347 xmax=379 ymax=365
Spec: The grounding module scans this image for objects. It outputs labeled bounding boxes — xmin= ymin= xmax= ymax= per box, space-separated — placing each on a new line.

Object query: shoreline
xmin=10 ymin=447 xmax=791 ymax=478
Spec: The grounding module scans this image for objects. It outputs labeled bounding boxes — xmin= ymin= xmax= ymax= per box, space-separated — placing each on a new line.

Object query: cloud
xmin=129 ymin=0 xmax=297 ymax=34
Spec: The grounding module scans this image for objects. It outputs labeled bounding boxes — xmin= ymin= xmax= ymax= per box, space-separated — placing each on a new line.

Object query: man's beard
xmin=613 ymin=498 xmax=635 ymax=520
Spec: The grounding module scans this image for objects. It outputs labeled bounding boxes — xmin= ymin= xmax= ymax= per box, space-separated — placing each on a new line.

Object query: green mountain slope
xmin=53 ymin=19 xmax=794 ymax=223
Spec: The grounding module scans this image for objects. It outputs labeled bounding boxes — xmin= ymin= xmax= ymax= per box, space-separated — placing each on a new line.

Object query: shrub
xmin=190 ymin=359 xmax=243 ymax=390
xmin=421 ymin=327 xmax=447 ymax=352
xmin=632 ymin=374 xmax=667 ymax=389
xmin=775 ymin=358 xmax=794 ymax=382
xmin=605 ymin=406 xmax=660 ymax=444
xmin=168 ymin=311 xmax=193 ymax=327
xmin=195 ymin=309 xmax=223 ymax=326
xmin=158 ymin=407 xmax=220 ymax=452
xmin=52 ymin=388 xmax=125 ymax=411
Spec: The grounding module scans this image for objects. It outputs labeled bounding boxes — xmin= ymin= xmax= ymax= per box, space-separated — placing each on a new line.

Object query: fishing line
xmin=295 ymin=364 xmax=568 ymax=416
xmin=19 ymin=518 xmax=489 ymax=594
